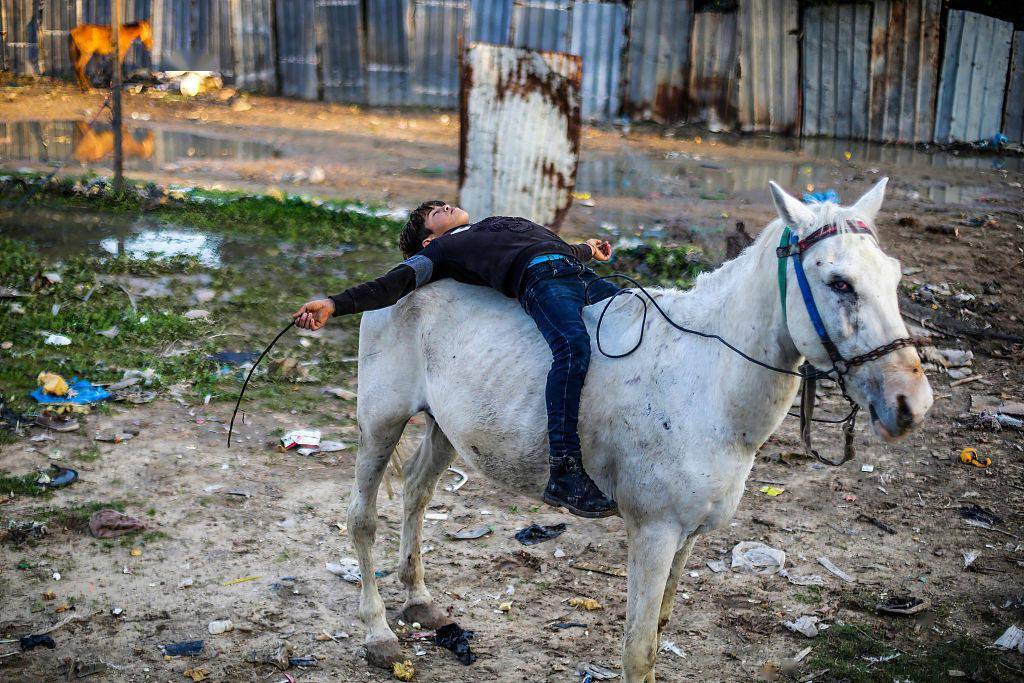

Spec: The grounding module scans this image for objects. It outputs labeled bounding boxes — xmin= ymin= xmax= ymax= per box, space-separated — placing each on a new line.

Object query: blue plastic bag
xmin=30 ymin=378 xmax=111 ymax=405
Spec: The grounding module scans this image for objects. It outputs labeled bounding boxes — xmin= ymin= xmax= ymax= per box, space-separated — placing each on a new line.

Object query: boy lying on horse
xmin=294 ymin=202 xmax=620 ymax=517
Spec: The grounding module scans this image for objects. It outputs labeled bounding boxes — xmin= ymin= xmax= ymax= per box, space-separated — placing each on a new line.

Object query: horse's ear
xmin=768 ymin=181 xmax=815 ymax=231
xmin=849 ymin=177 xmax=888 ymax=221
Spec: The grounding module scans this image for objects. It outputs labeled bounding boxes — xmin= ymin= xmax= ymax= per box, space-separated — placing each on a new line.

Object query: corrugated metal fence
xmin=3 ymin=0 xmax=1023 ymax=146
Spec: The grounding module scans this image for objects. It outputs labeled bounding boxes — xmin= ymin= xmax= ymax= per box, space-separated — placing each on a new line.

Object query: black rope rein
xmin=227 ymin=320 xmax=295 ymax=447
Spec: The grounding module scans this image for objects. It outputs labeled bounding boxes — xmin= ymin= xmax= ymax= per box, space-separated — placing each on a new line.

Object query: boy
xmin=294 ymin=201 xmax=620 ymax=517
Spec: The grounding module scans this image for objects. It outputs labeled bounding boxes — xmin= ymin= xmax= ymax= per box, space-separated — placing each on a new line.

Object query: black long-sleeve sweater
xmin=329 ymin=216 xmax=593 ymax=316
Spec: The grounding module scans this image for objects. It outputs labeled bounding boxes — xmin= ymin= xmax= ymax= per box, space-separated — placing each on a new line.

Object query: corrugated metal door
xmin=686 ymin=8 xmax=737 ymax=131
xmin=364 ymin=0 xmax=411 ymax=106
xmin=622 ymin=0 xmax=693 ymax=122
xmin=231 ymin=0 xmax=276 ymax=93
xmin=934 ymin=10 xmax=1014 ymax=144
xmin=275 ymin=0 xmax=318 ymax=99
xmin=470 ymin=0 xmax=512 ymax=43
xmin=510 ymin=0 xmax=570 ymax=53
xmin=4 ymin=0 xmax=39 ymax=75
xmin=318 ymin=0 xmax=364 ymax=102
xmin=801 ymin=2 xmax=871 ymax=139
xmin=1005 ymin=32 xmax=1024 ymax=145
xmin=459 ymin=43 xmax=582 ymax=229
xmin=736 ymin=0 xmax=798 ymax=134
xmin=156 ymin=0 xmax=226 ymax=72
xmin=410 ymin=0 xmax=468 ymax=107
xmin=40 ymin=0 xmax=75 ymax=76
xmin=867 ymin=0 xmax=941 ymax=144
xmin=570 ymin=1 xmax=625 ymax=121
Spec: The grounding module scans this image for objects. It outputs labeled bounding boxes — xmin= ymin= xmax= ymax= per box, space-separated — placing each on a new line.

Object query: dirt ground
xmin=2 ymin=81 xmax=1024 ymax=682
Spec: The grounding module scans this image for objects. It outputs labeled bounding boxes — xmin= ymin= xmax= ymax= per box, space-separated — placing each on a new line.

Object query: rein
xmin=590 ymin=220 xmax=929 ymax=466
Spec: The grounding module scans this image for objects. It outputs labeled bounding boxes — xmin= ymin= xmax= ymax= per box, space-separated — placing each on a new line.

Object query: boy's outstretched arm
xmin=293 ymin=262 xmax=422 ymax=330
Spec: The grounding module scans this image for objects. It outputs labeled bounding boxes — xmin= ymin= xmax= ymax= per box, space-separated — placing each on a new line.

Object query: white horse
xmin=346 ymin=179 xmax=932 ymax=681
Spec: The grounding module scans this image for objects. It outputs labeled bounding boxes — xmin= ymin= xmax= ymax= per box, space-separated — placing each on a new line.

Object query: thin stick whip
xmin=227 ymin=321 xmax=295 ymax=447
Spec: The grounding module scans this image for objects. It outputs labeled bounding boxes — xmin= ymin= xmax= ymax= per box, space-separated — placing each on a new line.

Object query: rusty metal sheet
xmin=570 ymin=1 xmax=625 ymax=121
xmin=686 ymin=8 xmax=737 ymax=131
xmin=622 ymin=0 xmax=693 ymax=122
xmin=867 ymin=0 xmax=940 ymax=143
xmin=232 ymin=0 xmax=277 ymax=93
xmin=736 ymin=0 xmax=799 ymax=134
xmin=459 ymin=42 xmax=581 ymax=230
xmin=934 ymin=9 xmax=1013 ymax=144
xmin=802 ymin=2 xmax=871 ymax=139
xmin=1005 ymin=32 xmax=1024 ymax=145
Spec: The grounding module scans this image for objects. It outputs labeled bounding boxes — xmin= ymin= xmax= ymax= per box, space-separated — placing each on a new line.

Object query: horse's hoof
xmin=363 ymin=636 xmax=403 ymax=669
xmin=401 ymin=600 xmax=449 ymax=629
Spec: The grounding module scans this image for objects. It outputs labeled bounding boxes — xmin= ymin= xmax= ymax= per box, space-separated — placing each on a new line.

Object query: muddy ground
xmin=1 ymin=81 xmax=1024 ymax=682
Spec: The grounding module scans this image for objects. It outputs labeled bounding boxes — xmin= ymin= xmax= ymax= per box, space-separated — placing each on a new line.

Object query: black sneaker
xmin=543 ymin=456 xmax=618 ymax=518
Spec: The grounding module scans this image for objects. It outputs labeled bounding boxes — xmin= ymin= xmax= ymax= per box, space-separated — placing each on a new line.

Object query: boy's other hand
xmin=586 ymin=239 xmax=612 ymax=262
xmin=293 ymin=298 xmax=335 ymax=330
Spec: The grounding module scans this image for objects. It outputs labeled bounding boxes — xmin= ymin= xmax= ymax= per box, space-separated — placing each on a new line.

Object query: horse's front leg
xmin=658 ymin=534 xmax=697 ymax=637
xmin=623 ymin=522 xmax=682 ymax=683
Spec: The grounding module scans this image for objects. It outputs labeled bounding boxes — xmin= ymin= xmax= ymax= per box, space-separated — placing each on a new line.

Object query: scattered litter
xmin=514 ymin=523 xmax=567 ymax=545
xmin=498 ymin=601 xmax=512 ymax=612
xmin=280 ymin=429 xmax=321 ymax=450
xmin=19 ymin=634 xmax=56 ymax=651
xmin=33 ymin=414 xmax=79 ymax=432
xmin=759 ymin=485 xmax=785 ymax=496
xmin=178 ymin=578 xmax=194 ymax=589
xmin=446 ymin=525 xmax=492 ymax=540
xmin=444 ymin=467 xmax=468 ymax=492
xmin=568 ymin=597 xmax=602 ymax=611
xmin=208 ymin=619 xmax=233 ymax=635
xmin=577 ymin=662 xmax=618 ymax=680
xmin=731 ymin=541 xmax=786 ymax=575
xmin=97 ymin=326 xmax=119 ymax=339
xmin=817 ymin=557 xmax=855 ymax=583
xmin=994 ymin=625 xmax=1024 ymax=654
xmin=322 ymin=387 xmax=357 ymax=400
xmin=223 ymin=575 xmax=261 ymax=586
xmin=44 ymin=334 xmax=71 ymax=346
xmin=183 ymin=667 xmax=209 ymax=682
xmin=289 ymin=656 xmax=318 ymax=667
xmin=88 ymin=509 xmax=144 ymax=539
xmin=393 ymin=660 xmax=415 ymax=681
xmin=860 ymin=464 xmax=875 ymax=473
xmin=317 ymin=441 xmax=348 ymax=453
xmin=37 ymin=372 xmax=68 ymax=396
xmin=962 ymin=550 xmax=980 ymax=570
xmin=960 ymin=504 xmax=1003 ymax=530
xmin=876 ymin=596 xmax=930 ymax=616
xmin=207 ymin=351 xmax=258 ymax=366
xmin=660 ymin=640 xmax=686 ymax=658
xmin=31 ymin=378 xmax=110 ymax=405
xmin=706 ymin=559 xmax=728 ymax=573
xmin=326 ymin=559 xmax=361 ymax=584
xmin=959 ymin=447 xmax=990 ymax=468
xmin=424 ymin=511 xmax=449 ymax=521
xmin=784 ymin=616 xmax=823 ymax=638
xmin=857 ymin=513 xmax=897 ymax=535
xmin=573 ymin=562 xmax=627 ymax=578
xmin=781 ymin=570 xmax=825 ymax=587
xmin=183 ymin=309 xmax=210 ymax=321
xmin=793 ymin=646 xmax=813 ymax=663
xmin=550 ymin=621 xmax=588 ymax=630
xmin=3 ymin=520 xmax=48 ymax=544
xmin=434 ymin=622 xmax=476 ymax=665
xmin=161 ymin=640 xmax=204 ymax=656
xmin=246 ymin=640 xmax=292 ymax=670
xmin=94 ymin=429 xmax=137 ymax=443
xmin=37 ymin=465 xmax=78 ymax=489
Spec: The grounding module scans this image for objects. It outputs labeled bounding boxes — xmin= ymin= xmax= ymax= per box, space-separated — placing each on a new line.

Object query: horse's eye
xmin=829 ymin=279 xmax=854 ymax=295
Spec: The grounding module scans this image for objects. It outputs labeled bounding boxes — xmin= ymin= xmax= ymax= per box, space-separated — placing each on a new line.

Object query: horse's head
xmin=768 ymin=178 xmax=933 ymax=441
xmin=137 ymin=20 xmax=154 ymax=51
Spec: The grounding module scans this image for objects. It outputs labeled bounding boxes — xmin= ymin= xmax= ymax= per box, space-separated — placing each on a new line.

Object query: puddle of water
xmin=0 ymin=120 xmax=281 ymax=173
xmin=99 ymin=229 xmax=222 ymax=267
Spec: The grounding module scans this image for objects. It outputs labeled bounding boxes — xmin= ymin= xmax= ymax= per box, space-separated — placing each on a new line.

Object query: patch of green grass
xmin=601 ymin=243 xmax=710 ymax=289
xmin=793 ymin=586 xmax=822 ymax=605
xmin=807 ymin=622 xmax=1020 ymax=682
xmin=72 ymin=445 xmax=102 ymax=462
xmin=32 ymin=500 xmax=128 ymax=530
xmin=0 ymin=472 xmax=50 ymax=497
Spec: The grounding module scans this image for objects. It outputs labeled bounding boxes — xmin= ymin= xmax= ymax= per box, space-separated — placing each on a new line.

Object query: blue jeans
xmin=518 ymin=256 xmax=620 ymax=463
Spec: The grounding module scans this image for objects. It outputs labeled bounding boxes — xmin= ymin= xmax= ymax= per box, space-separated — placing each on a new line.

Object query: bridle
xmin=775 ymin=219 xmax=927 ymax=465
xmin=590 ymin=218 xmax=929 ymax=466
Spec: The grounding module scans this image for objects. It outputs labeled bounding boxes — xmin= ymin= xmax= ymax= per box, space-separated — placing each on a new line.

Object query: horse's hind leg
xmin=398 ymin=417 xmax=457 ymax=628
xmin=348 ymin=414 xmax=408 ymax=668
xmin=71 ymin=43 xmax=92 ymax=90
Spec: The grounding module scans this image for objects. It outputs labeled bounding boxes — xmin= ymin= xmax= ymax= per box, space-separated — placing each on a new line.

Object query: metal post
xmin=110 ymin=0 xmax=123 ymax=193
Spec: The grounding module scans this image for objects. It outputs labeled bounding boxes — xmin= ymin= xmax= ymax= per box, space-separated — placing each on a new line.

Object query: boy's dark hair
xmin=399 ymin=200 xmax=445 ymax=258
